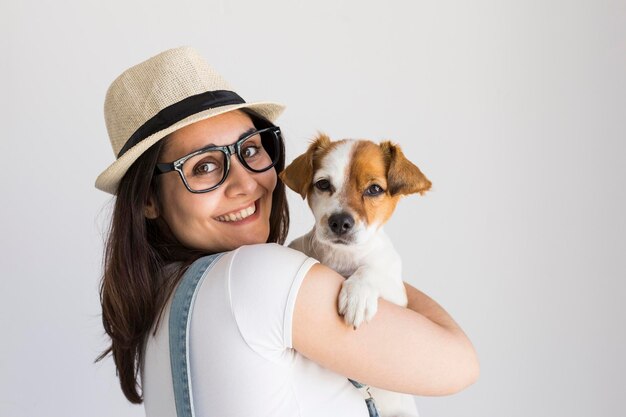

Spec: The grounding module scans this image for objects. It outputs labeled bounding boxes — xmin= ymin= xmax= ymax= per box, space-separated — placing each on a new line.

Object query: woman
xmin=95 ymin=46 xmax=479 ymax=417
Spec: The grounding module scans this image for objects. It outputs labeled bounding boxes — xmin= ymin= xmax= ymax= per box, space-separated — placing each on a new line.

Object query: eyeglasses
xmin=154 ymin=126 xmax=282 ymax=193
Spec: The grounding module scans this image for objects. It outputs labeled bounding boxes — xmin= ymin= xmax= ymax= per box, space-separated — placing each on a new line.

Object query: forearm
xmin=404 ymin=282 xmax=460 ymax=331
xmin=404 ymin=281 xmax=477 ymax=350
xmin=403 ymin=281 xmax=480 ymax=389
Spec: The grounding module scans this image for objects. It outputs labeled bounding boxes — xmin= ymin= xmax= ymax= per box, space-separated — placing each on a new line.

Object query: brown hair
xmin=95 ymin=109 xmax=289 ymax=403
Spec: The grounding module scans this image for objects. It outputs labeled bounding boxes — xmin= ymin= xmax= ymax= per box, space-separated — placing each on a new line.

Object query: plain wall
xmin=1 ymin=1 xmax=624 ymax=416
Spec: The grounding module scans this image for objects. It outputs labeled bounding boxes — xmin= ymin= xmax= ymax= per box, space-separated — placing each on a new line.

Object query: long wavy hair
xmin=95 ymin=109 xmax=289 ymax=403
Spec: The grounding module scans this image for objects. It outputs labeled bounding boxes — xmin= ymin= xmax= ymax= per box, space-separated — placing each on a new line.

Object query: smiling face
xmin=147 ymin=110 xmax=277 ymax=253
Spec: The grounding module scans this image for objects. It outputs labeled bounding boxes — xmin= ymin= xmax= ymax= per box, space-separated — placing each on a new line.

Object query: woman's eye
xmin=193 ymin=161 xmax=219 ymax=176
xmin=364 ymin=184 xmax=384 ymax=196
xmin=242 ymin=145 xmax=260 ymax=159
xmin=315 ymin=179 xmax=331 ymax=191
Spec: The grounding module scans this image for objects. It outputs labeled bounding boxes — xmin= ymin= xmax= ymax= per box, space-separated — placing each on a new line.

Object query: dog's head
xmin=279 ymin=134 xmax=432 ymax=246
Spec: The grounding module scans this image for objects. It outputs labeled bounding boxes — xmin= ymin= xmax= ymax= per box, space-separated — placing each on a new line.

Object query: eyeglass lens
xmin=181 ymin=129 xmax=279 ymax=191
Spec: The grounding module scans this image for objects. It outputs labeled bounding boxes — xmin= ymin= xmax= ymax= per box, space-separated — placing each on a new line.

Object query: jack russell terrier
xmin=279 ymin=134 xmax=432 ymax=417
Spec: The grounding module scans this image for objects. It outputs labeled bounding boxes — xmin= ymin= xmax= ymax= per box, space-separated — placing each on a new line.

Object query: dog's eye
xmin=364 ymin=184 xmax=384 ymax=196
xmin=315 ymin=179 xmax=331 ymax=191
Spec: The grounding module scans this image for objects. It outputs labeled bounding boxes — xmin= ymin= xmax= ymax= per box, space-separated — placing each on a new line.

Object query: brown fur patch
xmin=379 ymin=141 xmax=432 ymax=196
xmin=345 ymin=141 xmax=401 ymax=227
xmin=279 ymin=133 xmax=335 ymax=199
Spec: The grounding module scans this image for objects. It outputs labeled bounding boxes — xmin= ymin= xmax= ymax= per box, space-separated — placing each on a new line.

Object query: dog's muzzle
xmin=328 ymin=212 xmax=354 ymax=236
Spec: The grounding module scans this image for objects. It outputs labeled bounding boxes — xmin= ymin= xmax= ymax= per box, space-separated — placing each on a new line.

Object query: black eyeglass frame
xmin=154 ymin=126 xmax=283 ymax=194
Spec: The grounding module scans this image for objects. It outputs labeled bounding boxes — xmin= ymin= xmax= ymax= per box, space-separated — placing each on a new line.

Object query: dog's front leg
xmin=338 ymin=265 xmax=387 ymax=329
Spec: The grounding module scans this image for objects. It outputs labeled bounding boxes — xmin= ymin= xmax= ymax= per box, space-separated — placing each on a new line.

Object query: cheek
xmin=310 ymin=193 xmax=351 ymax=231
xmin=265 ymin=169 xmax=278 ymax=193
xmin=364 ymin=196 xmax=399 ymax=226
xmin=260 ymin=169 xmax=278 ymax=214
xmin=309 ymin=193 xmax=331 ymax=221
xmin=158 ymin=176 xmax=221 ymax=235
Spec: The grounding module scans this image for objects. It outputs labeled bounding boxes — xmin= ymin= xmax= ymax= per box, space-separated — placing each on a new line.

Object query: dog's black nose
xmin=328 ymin=213 xmax=354 ymax=236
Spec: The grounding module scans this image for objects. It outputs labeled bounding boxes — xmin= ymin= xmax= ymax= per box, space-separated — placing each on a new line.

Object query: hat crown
xmin=104 ymin=46 xmax=233 ymax=156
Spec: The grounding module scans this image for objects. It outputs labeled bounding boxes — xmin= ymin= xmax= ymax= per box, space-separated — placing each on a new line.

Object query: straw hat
xmin=95 ymin=46 xmax=285 ymax=194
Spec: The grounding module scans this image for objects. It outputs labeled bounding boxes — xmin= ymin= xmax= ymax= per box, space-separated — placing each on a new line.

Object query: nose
xmin=224 ymin=156 xmax=257 ymax=196
xmin=328 ymin=213 xmax=354 ymax=236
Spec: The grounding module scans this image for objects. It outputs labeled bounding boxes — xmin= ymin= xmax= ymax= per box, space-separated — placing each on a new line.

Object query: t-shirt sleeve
xmin=227 ymin=243 xmax=318 ymax=362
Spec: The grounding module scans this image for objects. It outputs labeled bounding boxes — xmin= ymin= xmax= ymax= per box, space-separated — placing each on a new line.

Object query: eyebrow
xmin=237 ymin=127 xmax=258 ymax=141
xmin=202 ymin=127 xmax=257 ymax=148
xmin=161 ymin=127 xmax=261 ymax=163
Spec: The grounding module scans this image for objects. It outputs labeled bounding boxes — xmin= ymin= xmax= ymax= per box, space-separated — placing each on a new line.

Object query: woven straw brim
xmin=95 ymin=102 xmax=284 ymax=195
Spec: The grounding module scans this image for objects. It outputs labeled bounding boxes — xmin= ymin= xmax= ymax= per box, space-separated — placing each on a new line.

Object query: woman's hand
xmin=292 ymin=263 xmax=479 ymax=396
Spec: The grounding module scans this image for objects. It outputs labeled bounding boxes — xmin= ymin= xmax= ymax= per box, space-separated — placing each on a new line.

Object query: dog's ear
xmin=279 ymin=152 xmax=312 ymax=199
xmin=380 ymin=141 xmax=432 ymax=196
xmin=280 ymin=133 xmax=332 ymax=199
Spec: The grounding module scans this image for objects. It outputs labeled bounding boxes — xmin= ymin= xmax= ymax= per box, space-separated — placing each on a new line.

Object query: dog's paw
xmin=338 ymin=276 xmax=380 ymax=329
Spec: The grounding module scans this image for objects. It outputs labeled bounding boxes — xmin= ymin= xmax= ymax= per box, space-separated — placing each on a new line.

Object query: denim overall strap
xmin=349 ymin=379 xmax=381 ymax=417
xmin=169 ymin=253 xmax=224 ymax=417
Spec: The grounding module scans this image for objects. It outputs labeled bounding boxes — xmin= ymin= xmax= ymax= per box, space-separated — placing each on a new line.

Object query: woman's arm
xmin=292 ymin=264 xmax=479 ymax=396
xmin=403 ymin=280 xmax=472 ymax=340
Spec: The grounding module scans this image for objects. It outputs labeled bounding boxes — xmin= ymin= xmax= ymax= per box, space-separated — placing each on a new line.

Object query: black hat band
xmin=117 ymin=90 xmax=245 ymax=158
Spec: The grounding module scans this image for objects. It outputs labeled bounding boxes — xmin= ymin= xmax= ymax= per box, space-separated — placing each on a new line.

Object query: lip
xmin=214 ymin=199 xmax=261 ymax=225
xmin=326 ymin=233 xmax=353 ymax=245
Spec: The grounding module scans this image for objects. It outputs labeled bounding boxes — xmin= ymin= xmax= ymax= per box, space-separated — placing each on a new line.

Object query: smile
xmin=215 ymin=201 xmax=257 ymax=222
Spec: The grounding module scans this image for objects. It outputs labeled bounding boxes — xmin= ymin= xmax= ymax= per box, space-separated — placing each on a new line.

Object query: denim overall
xmin=168 ymin=254 xmax=380 ymax=417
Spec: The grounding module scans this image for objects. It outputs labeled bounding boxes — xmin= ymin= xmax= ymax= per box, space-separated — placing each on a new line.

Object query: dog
xmin=279 ymin=133 xmax=432 ymax=417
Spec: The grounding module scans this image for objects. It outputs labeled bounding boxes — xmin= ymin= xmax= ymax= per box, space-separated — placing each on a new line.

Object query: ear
xmin=279 ymin=133 xmax=332 ymax=199
xmin=380 ymin=141 xmax=432 ymax=196
xmin=144 ymin=194 xmax=159 ymax=219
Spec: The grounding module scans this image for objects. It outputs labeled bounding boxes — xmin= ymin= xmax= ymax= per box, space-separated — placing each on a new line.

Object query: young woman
xmin=95 ymin=46 xmax=479 ymax=417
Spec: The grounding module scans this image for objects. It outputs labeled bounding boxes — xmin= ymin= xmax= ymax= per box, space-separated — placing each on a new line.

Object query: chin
xmin=221 ymin=228 xmax=271 ymax=252
xmin=240 ymin=232 xmax=270 ymax=246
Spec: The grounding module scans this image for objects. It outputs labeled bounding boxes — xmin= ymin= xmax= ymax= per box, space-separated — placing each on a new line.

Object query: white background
xmin=1 ymin=1 xmax=625 ymax=416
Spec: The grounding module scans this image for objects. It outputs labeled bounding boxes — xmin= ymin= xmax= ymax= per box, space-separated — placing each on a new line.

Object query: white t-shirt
xmin=141 ymin=243 xmax=368 ymax=417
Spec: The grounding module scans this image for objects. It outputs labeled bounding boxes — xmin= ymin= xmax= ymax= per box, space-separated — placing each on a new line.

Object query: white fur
xmin=310 ymin=140 xmax=353 ymax=244
xmin=288 ymin=141 xmax=419 ymax=417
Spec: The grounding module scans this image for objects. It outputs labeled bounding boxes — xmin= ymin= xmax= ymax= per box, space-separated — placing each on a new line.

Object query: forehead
xmin=315 ymin=140 xmax=354 ymax=192
xmin=350 ymin=141 xmax=387 ymax=179
xmin=160 ymin=110 xmax=255 ymax=160
xmin=316 ymin=140 xmax=387 ymax=182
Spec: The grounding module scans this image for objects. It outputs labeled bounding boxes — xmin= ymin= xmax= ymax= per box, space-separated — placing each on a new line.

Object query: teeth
xmin=217 ymin=203 xmax=256 ymax=222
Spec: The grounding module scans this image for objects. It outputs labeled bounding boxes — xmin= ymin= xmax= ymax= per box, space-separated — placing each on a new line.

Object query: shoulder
xmin=225 ymin=243 xmax=319 ymax=353
xmin=226 ymin=243 xmax=318 ymax=287
xmin=231 ymin=243 xmax=314 ymax=266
